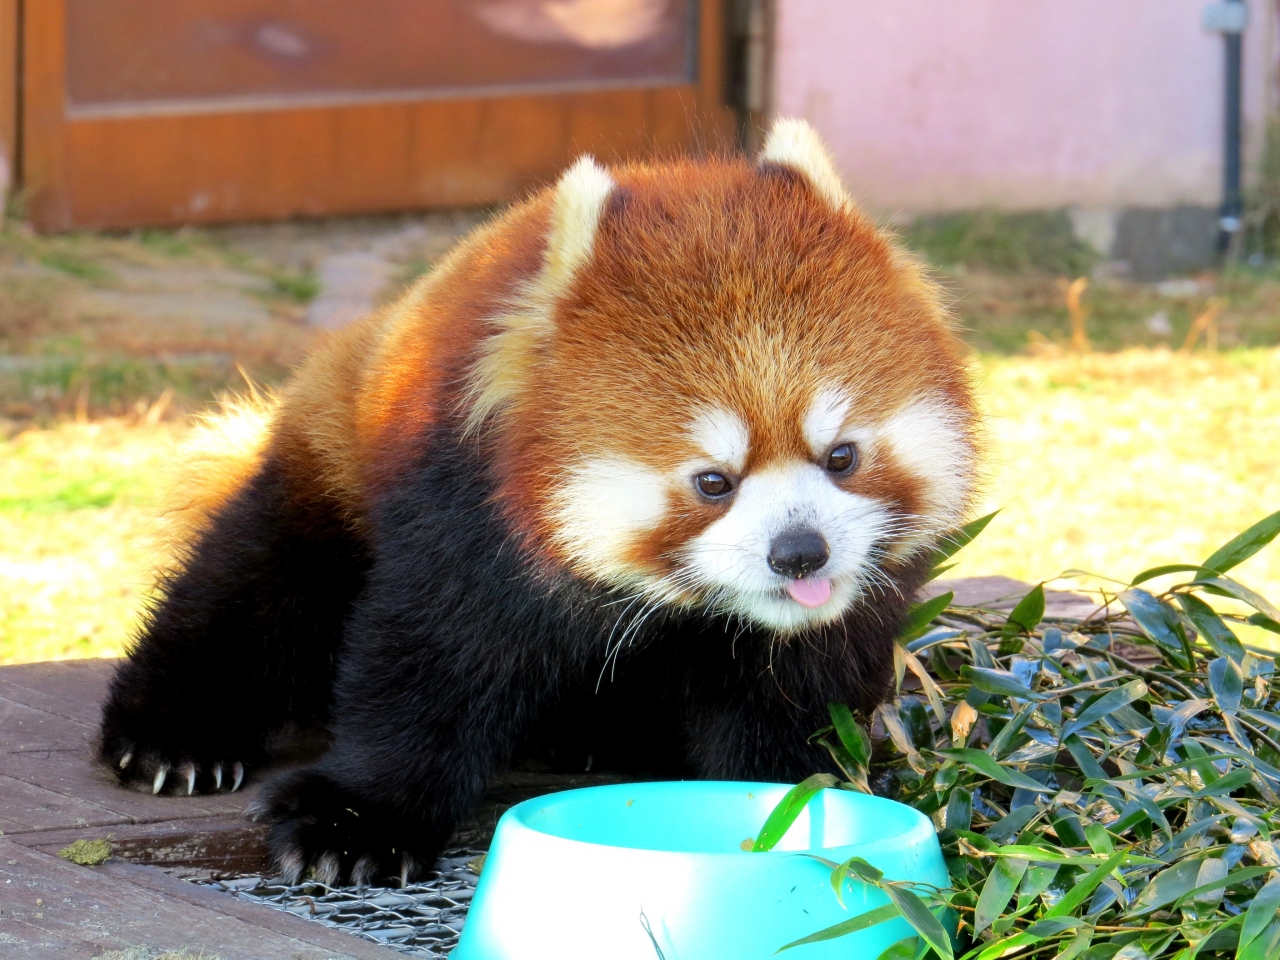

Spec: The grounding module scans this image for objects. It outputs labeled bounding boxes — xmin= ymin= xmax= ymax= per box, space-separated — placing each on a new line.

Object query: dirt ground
xmin=0 ymin=211 xmax=486 ymax=425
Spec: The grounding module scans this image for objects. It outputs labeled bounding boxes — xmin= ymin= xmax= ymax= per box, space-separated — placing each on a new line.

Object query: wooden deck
xmin=0 ymin=657 xmax=409 ymax=957
xmin=0 ymin=576 xmax=1093 ymax=958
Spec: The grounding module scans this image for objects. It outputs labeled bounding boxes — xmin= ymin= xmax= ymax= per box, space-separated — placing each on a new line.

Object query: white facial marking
xmin=802 ymin=387 xmax=854 ymax=458
xmin=683 ymin=461 xmax=894 ymax=633
xmin=876 ymin=396 xmax=974 ymax=528
xmin=689 ymin=408 xmax=750 ymax=474
xmin=551 ymin=456 xmax=666 ymax=581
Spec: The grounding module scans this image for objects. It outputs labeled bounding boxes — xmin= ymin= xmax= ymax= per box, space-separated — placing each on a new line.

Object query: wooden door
xmin=22 ymin=0 xmax=732 ymax=230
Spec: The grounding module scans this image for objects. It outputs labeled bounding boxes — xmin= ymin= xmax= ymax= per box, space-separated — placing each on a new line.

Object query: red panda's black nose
xmin=768 ymin=529 xmax=830 ymax=579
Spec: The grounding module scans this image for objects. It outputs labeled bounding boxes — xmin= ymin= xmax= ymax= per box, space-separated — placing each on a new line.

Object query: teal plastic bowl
xmin=451 ymin=781 xmax=949 ymax=959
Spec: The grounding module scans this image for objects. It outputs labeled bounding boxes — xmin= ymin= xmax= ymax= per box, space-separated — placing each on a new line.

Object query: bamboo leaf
xmin=875 ymin=938 xmax=919 ymax=960
xmin=1209 ymin=656 xmax=1244 ymax=713
xmin=1241 ymin=877 xmax=1280 ymax=956
xmin=1044 ymin=849 xmax=1126 ymax=918
xmin=1120 ymin=589 xmax=1191 ymax=667
xmin=829 ymin=855 xmax=884 ymax=905
xmin=1131 ymin=563 xmax=1205 ymax=585
xmin=1201 ymin=509 xmax=1280 ymax=578
xmin=929 ymin=511 xmax=998 ymax=569
xmin=936 ymin=748 xmax=1053 ymax=792
xmin=973 ymin=856 xmax=1028 ymax=936
xmin=961 ymin=665 xmax=1044 ymax=701
xmin=751 ymin=774 xmax=838 ymax=852
xmin=901 ymin=592 xmax=954 ymax=643
xmin=882 ymin=884 xmax=954 ymax=960
xmin=1002 ymin=583 xmax=1045 ymax=638
xmin=1191 ymin=577 xmax=1280 ymax=624
xmin=828 ymin=702 xmax=871 ymax=768
xmin=1129 ymin=857 xmax=1204 ymax=915
xmin=1061 ymin=679 xmax=1148 ymax=741
xmin=774 ymin=903 xmax=901 ymax=953
xmin=1177 ymin=593 xmax=1246 ymax=663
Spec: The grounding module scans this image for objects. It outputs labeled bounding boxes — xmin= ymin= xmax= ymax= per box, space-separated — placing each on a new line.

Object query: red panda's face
xmin=467 ymin=122 xmax=979 ymax=635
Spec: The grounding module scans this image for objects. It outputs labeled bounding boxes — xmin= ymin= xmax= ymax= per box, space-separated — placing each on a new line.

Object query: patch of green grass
xmin=265 ymin=267 xmax=321 ymax=304
xmin=38 ymin=249 xmax=116 ymax=283
xmin=903 ymin=210 xmax=1100 ymax=276
xmin=0 ymin=474 xmax=124 ymax=513
xmin=135 ymin=228 xmax=200 ymax=258
xmin=0 ymin=354 xmax=292 ymax=422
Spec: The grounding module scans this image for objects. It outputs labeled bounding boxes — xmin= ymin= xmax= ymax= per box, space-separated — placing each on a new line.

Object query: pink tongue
xmin=787 ymin=577 xmax=832 ymax=608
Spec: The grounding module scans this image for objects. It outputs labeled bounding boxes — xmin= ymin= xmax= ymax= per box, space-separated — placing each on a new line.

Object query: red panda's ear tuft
xmin=543 ymin=155 xmax=616 ymax=295
xmin=462 ymin=155 xmax=615 ymax=434
xmin=758 ymin=118 xmax=854 ymax=213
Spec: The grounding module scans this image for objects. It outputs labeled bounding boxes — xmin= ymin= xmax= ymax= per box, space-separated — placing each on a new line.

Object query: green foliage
xmin=902 ymin=211 xmax=1099 ymax=276
xmin=759 ymin=510 xmax=1280 ymax=960
xmin=38 ymin=249 xmax=116 ymax=283
xmin=266 ymin=267 xmax=321 ymax=304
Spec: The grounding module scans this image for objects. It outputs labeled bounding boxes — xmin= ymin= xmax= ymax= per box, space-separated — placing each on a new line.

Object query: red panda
xmin=99 ymin=120 xmax=978 ymax=885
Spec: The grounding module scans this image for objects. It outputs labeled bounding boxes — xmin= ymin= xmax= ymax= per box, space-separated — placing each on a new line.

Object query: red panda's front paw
xmin=101 ymin=733 xmax=247 ymax=795
xmin=254 ymin=769 xmax=435 ymax=887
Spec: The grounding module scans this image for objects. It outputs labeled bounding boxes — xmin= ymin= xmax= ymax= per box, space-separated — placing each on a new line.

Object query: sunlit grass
xmin=0 ymin=419 xmax=179 ymax=663
xmin=1 ymin=347 xmax=1277 ymax=664
xmin=951 ymin=348 xmax=1280 ymax=628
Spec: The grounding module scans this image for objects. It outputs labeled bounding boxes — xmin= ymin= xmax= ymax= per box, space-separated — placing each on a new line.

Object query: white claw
xmin=213 ymin=763 xmax=223 ymax=791
xmin=152 ymin=764 xmax=169 ymax=795
xmin=400 ymin=853 xmax=416 ymax=888
xmin=351 ymin=856 xmax=376 ymax=888
xmin=315 ymin=852 xmax=340 ymax=887
xmin=278 ymin=849 xmax=305 ymax=886
xmin=180 ymin=762 xmax=196 ymax=796
xmin=231 ymin=761 xmax=244 ymax=792
xmin=118 ymin=750 xmax=133 ymax=770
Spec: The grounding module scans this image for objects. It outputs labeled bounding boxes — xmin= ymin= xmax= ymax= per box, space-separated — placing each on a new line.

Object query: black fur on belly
xmin=253 ymin=417 xmax=921 ymax=884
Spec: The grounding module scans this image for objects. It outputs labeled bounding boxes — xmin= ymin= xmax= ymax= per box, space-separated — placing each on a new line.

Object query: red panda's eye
xmin=695 ymin=472 xmax=733 ymax=499
xmin=826 ymin=443 xmax=857 ymax=474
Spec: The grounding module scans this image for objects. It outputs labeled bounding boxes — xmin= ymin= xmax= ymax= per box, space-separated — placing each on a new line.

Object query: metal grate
xmin=199 ymin=849 xmax=485 ymax=958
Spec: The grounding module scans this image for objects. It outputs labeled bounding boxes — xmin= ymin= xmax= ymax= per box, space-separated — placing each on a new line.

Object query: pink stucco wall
xmin=774 ymin=0 xmax=1277 ymax=212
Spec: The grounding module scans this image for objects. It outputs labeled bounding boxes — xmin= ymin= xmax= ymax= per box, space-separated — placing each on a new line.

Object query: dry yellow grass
xmin=1 ymin=347 xmax=1277 ymax=665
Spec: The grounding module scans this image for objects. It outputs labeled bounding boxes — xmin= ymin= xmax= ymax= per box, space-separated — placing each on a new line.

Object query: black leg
xmin=99 ymin=458 xmax=367 ymax=795
xmin=253 ymin=561 xmax=576 ymax=884
xmin=252 ymin=433 xmax=604 ymax=884
xmin=680 ymin=615 xmax=898 ymax=783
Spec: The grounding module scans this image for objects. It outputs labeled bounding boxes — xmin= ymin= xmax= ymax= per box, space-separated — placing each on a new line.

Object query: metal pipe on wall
xmin=1203 ymin=0 xmax=1250 ymax=253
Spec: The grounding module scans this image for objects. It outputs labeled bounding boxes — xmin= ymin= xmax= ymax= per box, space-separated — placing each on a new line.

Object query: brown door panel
xmin=24 ymin=0 xmax=731 ymax=230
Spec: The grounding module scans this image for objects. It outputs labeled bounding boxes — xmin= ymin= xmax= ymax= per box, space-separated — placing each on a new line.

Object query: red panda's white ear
xmin=759 ymin=118 xmax=853 ymax=213
xmin=543 ymin=155 xmax=616 ymax=294
xmin=463 ymin=155 xmax=614 ymax=434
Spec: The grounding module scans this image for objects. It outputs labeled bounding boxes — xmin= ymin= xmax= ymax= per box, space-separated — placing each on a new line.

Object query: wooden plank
xmin=0 ymin=773 xmax=127 ymax=833
xmin=20 ymin=815 xmax=269 ymax=876
xmin=0 ymin=694 xmax=259 ymax=826
xmin=0 ymin=656 xmax=115 ymax=725
xmin=0 ymin=0 xmax=16 ymax=203
xmin=21 ymin=0 xmax=69 ymax=229
xmin=54 ymin=84 xmax=711 ymax=229
xmin=0 ymin=839 xmax=399 ymax=959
